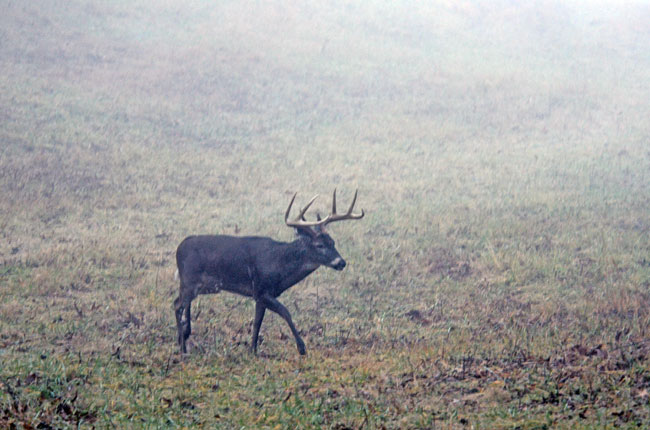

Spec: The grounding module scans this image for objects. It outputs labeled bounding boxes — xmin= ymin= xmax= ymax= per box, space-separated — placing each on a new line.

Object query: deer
xmin=173 ymin=189 xmax=364 ymax=355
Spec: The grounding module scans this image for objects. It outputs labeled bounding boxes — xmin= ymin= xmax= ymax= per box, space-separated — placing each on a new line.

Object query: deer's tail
xmin=174 ymin=269 xmax=180 ymax=281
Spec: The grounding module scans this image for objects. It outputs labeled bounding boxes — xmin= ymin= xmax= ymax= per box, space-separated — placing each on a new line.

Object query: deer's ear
xmin=314 ymin=214 xmax=322 ymax=231
xmin=311 ymin=213 xmax=327 ymax=234
xmin=295 ymin=226 xmax=316 ymax=239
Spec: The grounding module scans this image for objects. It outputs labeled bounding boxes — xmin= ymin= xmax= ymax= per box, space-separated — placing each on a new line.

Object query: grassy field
xmin=1 ymin=0 xmax=649 ymax=428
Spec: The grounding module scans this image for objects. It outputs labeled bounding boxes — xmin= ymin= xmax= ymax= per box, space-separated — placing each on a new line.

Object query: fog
xmin=3 ymin=0 xmax=648 ymax=151
xmin=2 ymin=2 xmax=650 ymax=427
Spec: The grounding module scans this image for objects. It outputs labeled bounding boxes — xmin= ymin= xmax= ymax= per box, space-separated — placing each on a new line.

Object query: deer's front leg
xmin=251 ymin=300 xmax=266 ymax=354
xmin=261 ymin=295 xmax=306 ymax=355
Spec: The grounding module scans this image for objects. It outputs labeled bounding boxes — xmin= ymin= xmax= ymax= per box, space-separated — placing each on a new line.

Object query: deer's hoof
xmin=297 ymin=341 xmax=306 ymax=355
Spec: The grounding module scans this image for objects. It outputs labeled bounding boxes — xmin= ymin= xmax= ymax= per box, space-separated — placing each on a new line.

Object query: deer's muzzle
xmin=330 ymin=257 xmax=346 ymax=271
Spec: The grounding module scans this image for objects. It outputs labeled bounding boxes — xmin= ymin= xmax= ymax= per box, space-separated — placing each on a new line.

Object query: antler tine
xmin=285 ymin=193 xmax=330 ymax=228
xmin=347 ymin=189 xmax=358 ymax=216
xmin=298 ymin=194 xmax=319 ymax=220
xmin=284 ymin=192 xmax=298 ymax=224
xmin=325 ymin=188 xmax=365 ymax=223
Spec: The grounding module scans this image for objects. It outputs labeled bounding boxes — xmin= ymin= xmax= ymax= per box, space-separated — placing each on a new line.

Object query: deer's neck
xmin=274 ymin=238 xmax=319 ymax=294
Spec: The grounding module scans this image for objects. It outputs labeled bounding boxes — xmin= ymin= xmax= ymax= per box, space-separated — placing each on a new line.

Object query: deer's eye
xmin=315 ymin=243 xmax=326 ymax=249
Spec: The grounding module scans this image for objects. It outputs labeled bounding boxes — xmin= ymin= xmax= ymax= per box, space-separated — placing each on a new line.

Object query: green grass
xmin=1 ymin=0 xmax=650 ymax=428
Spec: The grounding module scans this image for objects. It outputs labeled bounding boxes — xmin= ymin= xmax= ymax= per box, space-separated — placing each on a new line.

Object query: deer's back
xmin=176 ymin=235 xmax=287 ymax=291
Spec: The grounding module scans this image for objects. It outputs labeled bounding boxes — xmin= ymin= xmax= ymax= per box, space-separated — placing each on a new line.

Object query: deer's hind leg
xmin=174 ymin=279 xmax=196 ymax=354
xmin=174 ymin=295 xmax=184 ymax=349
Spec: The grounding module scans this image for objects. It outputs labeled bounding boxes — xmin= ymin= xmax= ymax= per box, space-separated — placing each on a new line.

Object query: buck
xmin=174 ymin=189 xmax=364 ymax=355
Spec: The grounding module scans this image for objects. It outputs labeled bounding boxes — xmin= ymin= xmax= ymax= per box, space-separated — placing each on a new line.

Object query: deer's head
xmin=285 ymin=189 xmax=364 ymax=271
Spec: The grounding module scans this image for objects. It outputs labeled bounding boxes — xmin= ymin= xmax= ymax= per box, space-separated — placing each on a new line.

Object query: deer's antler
xmin=285 ymin=189 xmax=364 ymax=229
